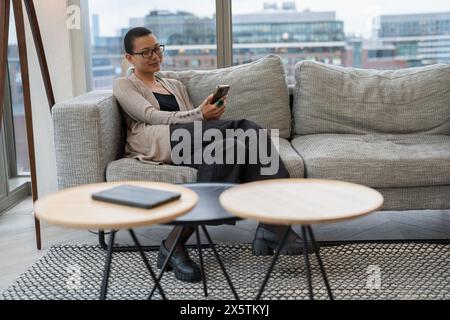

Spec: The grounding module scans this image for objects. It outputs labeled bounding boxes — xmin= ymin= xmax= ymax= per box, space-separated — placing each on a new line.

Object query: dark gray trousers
xmin=169 ymin=119 xmax=290 ymax=183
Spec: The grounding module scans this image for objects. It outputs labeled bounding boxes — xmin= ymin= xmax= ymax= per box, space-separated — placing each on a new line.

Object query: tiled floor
xmin=0 ymin=196 xmax=449 ymax=293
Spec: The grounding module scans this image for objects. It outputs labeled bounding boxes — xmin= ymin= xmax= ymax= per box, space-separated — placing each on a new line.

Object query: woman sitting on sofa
xmin=113 ymin=27 xmax=311 ymax=283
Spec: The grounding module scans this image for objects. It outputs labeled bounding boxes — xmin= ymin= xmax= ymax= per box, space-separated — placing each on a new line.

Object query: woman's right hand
xmin=200 ymin=94 xmax=226 ymax=121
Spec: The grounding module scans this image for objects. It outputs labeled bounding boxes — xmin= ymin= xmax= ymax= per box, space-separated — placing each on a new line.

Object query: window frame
xmin=0 ymin=64 xmax=31 ymax=214
xmin=2 ymin=70 xmax=17 ymax=178
xmin=216 ymin=0 xmax=233 ymax=68
xmin=0 ymin=108 xmax=8 ymax=207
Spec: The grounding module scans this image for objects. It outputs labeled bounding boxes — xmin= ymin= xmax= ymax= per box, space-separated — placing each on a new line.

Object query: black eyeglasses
xmin=132 ymin=45 xmax=165 ymax=58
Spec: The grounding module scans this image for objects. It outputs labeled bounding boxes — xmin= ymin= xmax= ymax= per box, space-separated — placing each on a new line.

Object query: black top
xmin=168 ymin=183 xmax=240 ymax=226
xmin=153 ymin=92 xmax=180 ymax=112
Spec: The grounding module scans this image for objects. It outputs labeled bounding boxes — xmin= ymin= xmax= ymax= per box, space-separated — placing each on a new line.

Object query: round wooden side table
xmin=219 ymin=178 xmax=384 ymax=300
xmin=34 ymin=181 xmax=198 ymax=300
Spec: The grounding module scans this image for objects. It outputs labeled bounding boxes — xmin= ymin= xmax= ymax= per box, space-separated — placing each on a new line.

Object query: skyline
xmin=89 ymin=0 xmax=450 ymax=39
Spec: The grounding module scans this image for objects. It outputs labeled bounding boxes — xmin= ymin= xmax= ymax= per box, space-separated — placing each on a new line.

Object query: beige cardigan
xmin=113 ymin=70 xmax=203 ymax=164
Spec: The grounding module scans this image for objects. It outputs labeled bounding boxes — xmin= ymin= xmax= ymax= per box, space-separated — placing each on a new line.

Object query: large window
xmin=232 ymin=0 xmax=450 ymax=85
xmin=85 ymin=0 xmax=450 ymax=89
xmin=88 ymin=0 xmax=216 ymax=90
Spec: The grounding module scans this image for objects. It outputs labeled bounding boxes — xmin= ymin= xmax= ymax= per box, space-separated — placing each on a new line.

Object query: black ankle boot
xmin=252 ymin=225 xmax=317 ymax=256
xmin=157 ymin=241 xmax=201 ymax=283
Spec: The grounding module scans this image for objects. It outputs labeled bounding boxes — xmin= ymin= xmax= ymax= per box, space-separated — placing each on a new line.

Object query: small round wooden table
xmin=34 ymin=181 xmax=198 ymax=300
xmin=219 ymin=178 xmax=384 ymax=300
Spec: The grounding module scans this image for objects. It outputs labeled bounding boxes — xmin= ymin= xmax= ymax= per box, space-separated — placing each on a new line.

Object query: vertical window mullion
xmin=216 ymin=0 xmax=232 ymax=68
xmin=0 ymin=125 xmax=8 ymax=204
xmin=0 ymin=74 xmax=11 ymax=201
xmin=3 ymin=69 xmax=17 ymax=179
xmin=68 ymin=0 xmax=93 ymax=94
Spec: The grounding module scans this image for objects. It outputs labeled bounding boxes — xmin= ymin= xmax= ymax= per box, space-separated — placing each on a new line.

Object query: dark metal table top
xmin=168 ymin=183 xmax=240 ymax=226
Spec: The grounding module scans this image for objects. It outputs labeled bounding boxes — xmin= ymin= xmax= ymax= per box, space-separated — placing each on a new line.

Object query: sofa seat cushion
xmin=291 ymin=134 xmax=450 ymax=188
xmin=106 ymin=158 xmax=197 ymax=184
xmin=278 ymin=138 xmax=304 ymax=178
xmin=106 ymin=138 xmax=304 ymax=183
xmin=159 ymin=55 xmax=292 ymax=139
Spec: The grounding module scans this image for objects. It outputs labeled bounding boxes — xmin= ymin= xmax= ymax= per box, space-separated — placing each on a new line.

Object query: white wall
xmin=23 ymin=0 xmax=82 ymax=197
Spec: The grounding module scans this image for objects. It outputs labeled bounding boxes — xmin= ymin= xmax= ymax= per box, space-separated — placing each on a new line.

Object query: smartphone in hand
xmin=211 ymin=85 xmax=230 ymax=104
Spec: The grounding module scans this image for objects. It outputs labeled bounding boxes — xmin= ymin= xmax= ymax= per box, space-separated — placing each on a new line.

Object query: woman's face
xmin=126 ymin=34 xmax=164 ymax=74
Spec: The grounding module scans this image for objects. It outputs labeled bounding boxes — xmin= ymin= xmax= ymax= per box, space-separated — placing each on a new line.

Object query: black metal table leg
xmin=301 ymin=226 xmax=314 ymax=300
xmin=201 ymin=225 xmax=239 ymax=300
xmin=306 ymin=226 xmax=334 ymax=300
xmin=128 ymin=230 xmax=167 ymax=300
xmin=100 ymin=230 xmax=116 ymax=300
xmin=255 ymin=226 xmax=291 ymax=300
xmin=148 ymin=227 xmax=184 ymax=300
xmin=196 ymin=226 xmax=208 ymax=297
xmin=255 ymin=225 xmax=333 ymax=300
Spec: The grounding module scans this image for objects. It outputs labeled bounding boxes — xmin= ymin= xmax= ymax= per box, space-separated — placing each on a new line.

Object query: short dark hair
xmin=124 ymin=27 xmax=153 ymax=54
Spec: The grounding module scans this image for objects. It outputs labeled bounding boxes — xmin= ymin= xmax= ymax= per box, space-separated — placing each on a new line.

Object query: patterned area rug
xmin=1 ymin=243 xmax=449 ymax=300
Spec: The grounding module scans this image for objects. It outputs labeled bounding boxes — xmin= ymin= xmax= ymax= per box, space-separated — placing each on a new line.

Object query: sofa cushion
xmin=159 ymin=54 xmax=292 ymax=139
xmin=106 ymin=137 xmax=304 ymax=183
xmin=106 ymin=158 xmax=197 ymax=184
xmin=278 ymin=138 xmax=304 ymax=178
xmin=376 ymin=185 xmax=450 ymax=211
xmin=293 ymin=61 xmax=450 ymax=135
xmin=291 ymin=134 xmax=450 ymax=188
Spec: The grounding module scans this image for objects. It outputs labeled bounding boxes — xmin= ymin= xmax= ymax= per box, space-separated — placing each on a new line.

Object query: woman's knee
xmin=237 ymin=119 xmax=262 ymax=130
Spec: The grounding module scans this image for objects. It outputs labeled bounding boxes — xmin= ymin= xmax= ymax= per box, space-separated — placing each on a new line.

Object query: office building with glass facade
xmin=344 ymin=38 xmax=407 ymax=69
xmin=232 ymin=9 xmax=346 ymax=84
xmin=88 ymin=6 xmax=450 ymax=90
xmin=377 ymin=12 xmax=450 ymax=66
xmin=90 ymin=7 xmax=347 ymax=88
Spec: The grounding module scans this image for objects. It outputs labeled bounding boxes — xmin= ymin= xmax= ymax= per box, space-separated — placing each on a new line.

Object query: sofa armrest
xmin=52 ymin=91 xmax=126 ymax=190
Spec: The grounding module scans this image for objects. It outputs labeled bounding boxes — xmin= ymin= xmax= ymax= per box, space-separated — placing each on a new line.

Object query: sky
xmin=89 ymin=0 xmax=450 ymax=39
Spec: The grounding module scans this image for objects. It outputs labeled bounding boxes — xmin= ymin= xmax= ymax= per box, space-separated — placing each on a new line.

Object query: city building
xmin=88 ymin=6 xmax=450 ymax=89
xmin=232 ymin=6 xmax=346 ymax=84
xmin=90 ymin=3 xmax=346 ymax=87
xmin=377 ymin=12 xmax=450 ymax=67
xmin=344 ymin=38 xmax=407 ymax=69
xmin=91 ymin=35 xmax=123 ymax=89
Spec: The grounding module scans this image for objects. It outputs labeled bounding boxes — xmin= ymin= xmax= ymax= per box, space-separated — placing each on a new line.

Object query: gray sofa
xmin=52 ymin=54 xmax=450 ymax=211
